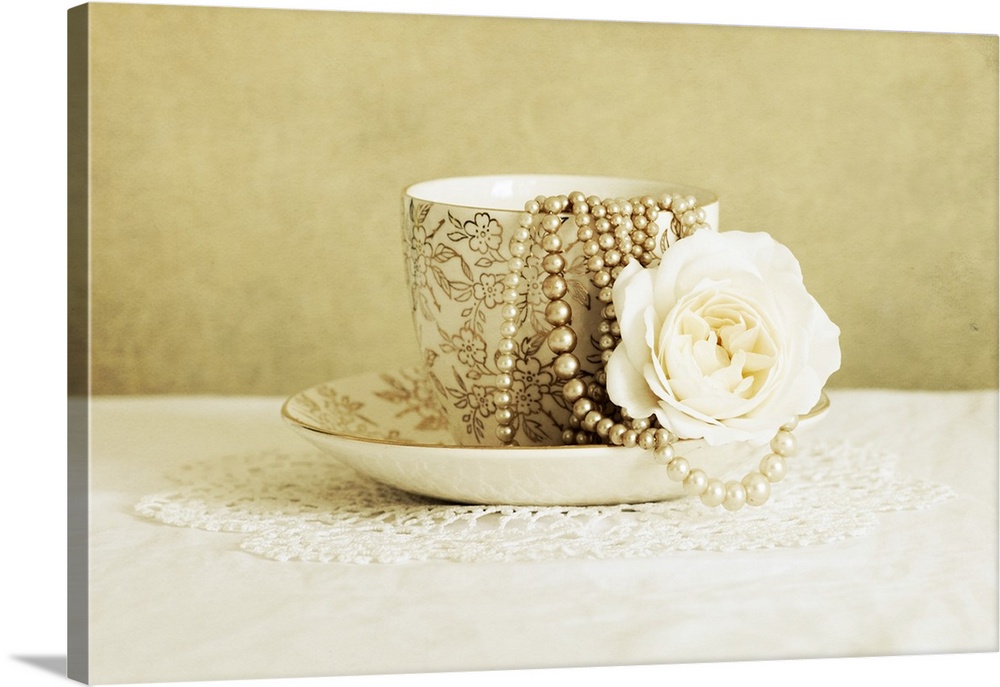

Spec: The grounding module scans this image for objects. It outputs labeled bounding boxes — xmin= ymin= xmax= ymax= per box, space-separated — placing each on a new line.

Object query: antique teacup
xmin=401 ymin=175 xmax=719 ymax=446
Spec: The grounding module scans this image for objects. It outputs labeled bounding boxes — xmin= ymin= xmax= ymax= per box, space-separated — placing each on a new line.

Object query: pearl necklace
xmin=493 ymin=191 xmax=797 ymax=511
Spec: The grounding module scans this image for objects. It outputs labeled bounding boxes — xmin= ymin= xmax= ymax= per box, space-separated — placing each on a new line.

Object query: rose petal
xmin=606 ymin=347 xmax=660 ymax=420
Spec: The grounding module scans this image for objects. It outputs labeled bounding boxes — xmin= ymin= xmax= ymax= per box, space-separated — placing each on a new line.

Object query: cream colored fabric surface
xmin=76 ymin=4 xmax=998 ymax=395
xmin=86 ymin=388 xmax=997 ymax=683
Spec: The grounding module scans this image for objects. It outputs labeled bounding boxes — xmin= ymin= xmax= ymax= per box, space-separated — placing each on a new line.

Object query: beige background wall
xmin=76 ymin=2 xmax=998 ymax=396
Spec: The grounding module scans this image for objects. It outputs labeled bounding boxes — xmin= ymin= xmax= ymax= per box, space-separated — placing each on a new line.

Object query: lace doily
xmin=135 ymin=441 xmax=954 ymax=564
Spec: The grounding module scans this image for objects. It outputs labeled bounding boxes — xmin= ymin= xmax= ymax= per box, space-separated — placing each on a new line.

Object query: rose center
xmin=659 ymin=293 xmax=778 ymax=399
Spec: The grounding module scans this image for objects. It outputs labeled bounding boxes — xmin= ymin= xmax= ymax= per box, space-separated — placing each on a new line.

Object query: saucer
xmin=281 ymin=367 xmax=830 ymax=506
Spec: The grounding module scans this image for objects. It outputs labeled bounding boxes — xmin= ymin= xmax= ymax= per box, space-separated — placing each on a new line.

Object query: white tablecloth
xmin=82 ymin=389 xmax=998 ymax=684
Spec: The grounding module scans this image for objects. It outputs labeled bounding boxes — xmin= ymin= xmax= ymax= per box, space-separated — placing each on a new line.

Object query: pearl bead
xmin=595 ymin=417 xmax=615 ymax=437
xmin=652 ymin=443 xmax=674 ymax=465
xmin=759 ymin=453 xmax=787 ymax=482
xmin=630 ymin=417 xmax=650 ymax=431
xmin=500 ymin=304 xmax=518 ymax=321
xmin=638 ymin=429 xmax=657 ymax=450
xmin=541 ymin=233 xmax=562 ymax=253
xmin=771 ymin=430 xmax=797 ymax=457
xmin=583 ymin=239 xmax=601 ymax=256
xmin=561 ymin=429 xmax=576 ymax=445
xmin=495 ymin=425 xmax=514 ymax=443
xmin=665 ymin=457 xmax=691 ymax=482
xmin=500 ymin=321 xmax=517 ymax=338
xmin=524 ymin=200 xmax=540 ymax=214
xmin=544 ymin=299 xmax=572 ymax=326
xmin=547 ymin=325 xmax=577 ymax=353
xmin=541 ymin=214 xmax=561 ymax=234
xmin=582 ymin=410 xmax=603 ymax=432
xmin=541 ymin=275 xmax=567 ymax=300
xmin=781 ymin=417 xmax=799 ymax=431
xmin=562 ymin=378 xmax=586 ymax=402
xmin=622 ymin=429 xmax=639 ymax=448
xmin=517 ymin=212 xmax=533 ymax=228
xmin=507 ymin=257 xmax=524 ymax=273
xmin=609 ymin=423 xmax=627 ymax=445
xmin=587 ymin=255 xmax=604 ymax=272
xmin=592 ymin=270 xmax=611 ymax=287
xmin=742 ymin=471 xmax=771 ymax=507
xmin=572 ymin=397 xmax=595 ymax=418
xmin=502 ymin=288 xmax=519 ymax=303
xmin=495 ymin=408 xmax=513 ymax=424
xmin=544 ymin=196 xmax=564 ymax=213
xmin=552 ymin=353 xmax=580 ymax=379
xmin=723 ymin=481 xmax=747 ymax=511
xmin=701 ymin=479 xmax=725 ymax=507
xmin=494 ymin=388 xmax=512 ymax=406
xmin=496 ymin=355 xmax=515 ymax=372
xmin=683 ymin=468 xmax=708 ymax=496
xmin=655 ymin=428 xmax=676 ymax=446
xmin=497 ymin=337 xmax=516 ymax=354
xmin=503 ymin=272 xmax=521 ymax=288
xmin=513 ymin=226 xmax=530 ymax=242
xmin=495 ymin=373 xmax=512 ymax=389
xmin=509 ymin=240 xmax=527 ymax=257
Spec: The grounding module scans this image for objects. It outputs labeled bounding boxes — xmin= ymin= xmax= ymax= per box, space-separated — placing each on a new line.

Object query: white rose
xmin=606 ymin=229 xmax=841 ymax=447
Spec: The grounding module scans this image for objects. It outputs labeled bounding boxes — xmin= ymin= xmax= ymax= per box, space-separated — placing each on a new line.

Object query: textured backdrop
xmin=72 ymin=3 xmax=998 ymax=395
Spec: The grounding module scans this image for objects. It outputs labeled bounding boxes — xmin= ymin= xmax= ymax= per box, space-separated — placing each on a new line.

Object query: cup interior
xmin=404 ymin=175 xmax=718 ymax=211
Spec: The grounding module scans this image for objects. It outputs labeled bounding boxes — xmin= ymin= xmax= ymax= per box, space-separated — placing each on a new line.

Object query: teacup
xmin=401 ymin=175 xmax=719 ymax=447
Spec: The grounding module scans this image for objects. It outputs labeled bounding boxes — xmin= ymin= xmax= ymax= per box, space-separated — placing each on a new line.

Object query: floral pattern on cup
xmin=403 ymin=199 xmax=610 ymax=446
